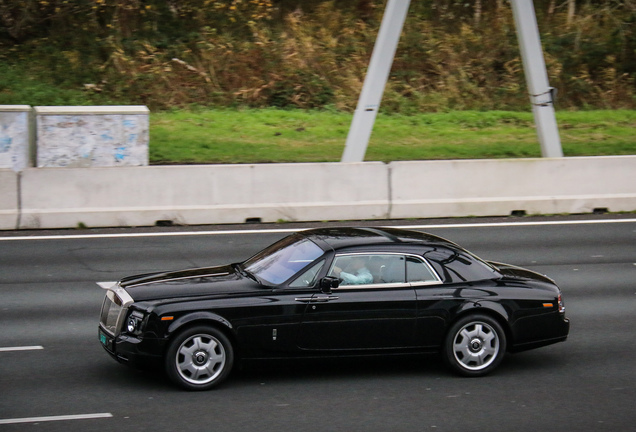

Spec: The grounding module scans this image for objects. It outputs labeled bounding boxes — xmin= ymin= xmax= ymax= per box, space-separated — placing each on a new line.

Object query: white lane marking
xmin=0 ymin=218 xmax=634 ymax=241
xmin=397 ymin=218 xmax=636 ymax=229
xmin=0 ymin=227 xmax=299 ymax=241
xmin=0 ymin=413 xmax=113 ymax=424
xmin=0 ymin=345 xmax=44 ymax=352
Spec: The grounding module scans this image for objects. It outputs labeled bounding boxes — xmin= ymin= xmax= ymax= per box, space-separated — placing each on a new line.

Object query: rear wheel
xmin=444 ymin=314 xmax=506 ymax=377
xmin=165 ymin=326 xmax=234 ymax=390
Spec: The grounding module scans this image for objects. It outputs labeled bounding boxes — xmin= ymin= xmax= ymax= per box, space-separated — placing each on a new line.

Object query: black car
xmin=98 ymin=227 xmax=569 ymax=390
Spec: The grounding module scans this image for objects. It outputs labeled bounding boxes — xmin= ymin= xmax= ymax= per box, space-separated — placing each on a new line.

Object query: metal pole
xmin=341 ymin=0 xmax=411 ymax=163
xmin=510 ymin=0 xmax=563 ymax=158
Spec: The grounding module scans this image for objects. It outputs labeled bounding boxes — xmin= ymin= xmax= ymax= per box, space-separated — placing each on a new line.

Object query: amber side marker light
xmin=161 ymin=316 xmax=174 ymax=321
xmin=543 ymin=303 xmax=554 ymax=308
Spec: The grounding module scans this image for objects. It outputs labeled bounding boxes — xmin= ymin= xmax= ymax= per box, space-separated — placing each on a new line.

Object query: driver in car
xmin=332 ymin=257 xmax=373 ymax=285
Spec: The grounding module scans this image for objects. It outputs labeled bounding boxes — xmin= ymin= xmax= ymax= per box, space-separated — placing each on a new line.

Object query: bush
xmin=1 ymin=0 xmax=634 ymax=112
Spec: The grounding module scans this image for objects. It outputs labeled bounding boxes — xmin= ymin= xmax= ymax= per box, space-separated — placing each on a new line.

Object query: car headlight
xmin=126 ymin=311 xmax=144 ymax=334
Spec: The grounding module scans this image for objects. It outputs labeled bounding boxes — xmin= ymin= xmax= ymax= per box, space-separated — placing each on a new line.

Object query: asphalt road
xmin=1 ymin=216 xmax=635 ymax=432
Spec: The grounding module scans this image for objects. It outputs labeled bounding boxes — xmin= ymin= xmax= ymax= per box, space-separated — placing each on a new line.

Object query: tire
xmin=165 ymin=325 xmax=234 ymax=390
xmin=443 ymin=314 xmax=506 ymax=377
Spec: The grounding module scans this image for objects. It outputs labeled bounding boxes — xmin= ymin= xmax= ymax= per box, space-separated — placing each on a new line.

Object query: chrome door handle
xmin=295 ymin=296 xmax=339 ymax=303
xmin=313 ymin=296 xmax=339 ymax=302
xmin=295 ymin=297 xmax=314 ymax=303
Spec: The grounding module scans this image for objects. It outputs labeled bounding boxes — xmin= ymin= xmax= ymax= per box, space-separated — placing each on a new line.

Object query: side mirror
xmin=319 ymin=276 xmax=340 ymax=293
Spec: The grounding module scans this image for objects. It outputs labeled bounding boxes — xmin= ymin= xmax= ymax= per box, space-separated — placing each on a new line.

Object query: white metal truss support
xmin=341 ymin=0 xmax=411 ymax=163
xmin=342 ymin=0 xmax=562 ymax=162
xmin=510 ymin=0 xmax=563 ymax=158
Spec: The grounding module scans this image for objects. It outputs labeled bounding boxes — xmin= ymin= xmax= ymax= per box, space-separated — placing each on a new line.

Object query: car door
xmin=234 ymin=260 xmax=326 ymax=357
xmin=296 ymin=253 xmax=418 ymax=351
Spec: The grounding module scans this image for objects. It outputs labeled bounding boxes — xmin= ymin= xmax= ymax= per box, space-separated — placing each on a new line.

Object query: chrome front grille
xmin=99 ymin=286 xmax=135 ymax=337
xmin=100 ymin=294 xmax=123 ymax=335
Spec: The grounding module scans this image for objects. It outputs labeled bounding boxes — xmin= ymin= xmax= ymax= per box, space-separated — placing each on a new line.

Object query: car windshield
xmin=243 ymin=235 xmax=324 ymax=285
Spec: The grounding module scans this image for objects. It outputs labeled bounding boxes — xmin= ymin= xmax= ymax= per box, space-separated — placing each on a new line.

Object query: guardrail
xmin=2 ymin=155 xmax=635 ymax=230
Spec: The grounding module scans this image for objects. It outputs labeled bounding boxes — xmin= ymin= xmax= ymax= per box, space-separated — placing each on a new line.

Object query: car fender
xmin=167 ymin=311 xmax=234 ymax=337
xmin=453 ymin=300 xmax=510 ymax=325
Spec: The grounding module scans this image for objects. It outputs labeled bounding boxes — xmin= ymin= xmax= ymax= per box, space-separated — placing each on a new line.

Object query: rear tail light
xmin=558 ymin=294 xmax=565 ymax=313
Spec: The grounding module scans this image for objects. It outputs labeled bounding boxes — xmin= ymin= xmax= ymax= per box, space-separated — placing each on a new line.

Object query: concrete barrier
xmin=19 ymin=163 xmax=390 ymax=229
xmin=0 ymin=169 xmax=19 ymax=230
xmin=10 ymin=156 xmax=636 ymax=230
xmin=389 ymin=156 xmax=636 ymax=219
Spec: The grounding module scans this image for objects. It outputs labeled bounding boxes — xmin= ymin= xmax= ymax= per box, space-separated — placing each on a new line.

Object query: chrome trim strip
xmin=335 ymin=282 xmax=411 ymax=290
xmin=410 ymin=280 xmax=443 ymax=287
xmin=333 ymin=281 xmax=442 ymax=290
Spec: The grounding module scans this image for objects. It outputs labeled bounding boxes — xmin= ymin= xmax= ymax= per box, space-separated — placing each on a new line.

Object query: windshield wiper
xmin=233 ymin=263 xmax=261 ymax=284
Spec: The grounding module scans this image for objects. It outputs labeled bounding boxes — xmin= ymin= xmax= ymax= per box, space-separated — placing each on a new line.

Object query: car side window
xmin=329 ymin=254 xmax=406 ymax=285
xmin=373 ymin=255 xmax=405 ymax=284
xmin=289 ymin=260 xmax=325 ymax=288
xmin=406 ymin=256 xmax=439 ymax=283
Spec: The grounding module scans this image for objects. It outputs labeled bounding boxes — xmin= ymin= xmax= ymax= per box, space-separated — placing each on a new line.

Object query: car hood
xmin=119 ymin=265 xmax=262 ymax=302
xmin=490 ymin=261 xmax=556 ymax=285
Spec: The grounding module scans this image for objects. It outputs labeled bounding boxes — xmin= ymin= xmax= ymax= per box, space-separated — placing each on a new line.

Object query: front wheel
xmin=444 ymin=314 xmax=506 ymax=377
xmin=165 ymin=326 xmax=234 ymax=390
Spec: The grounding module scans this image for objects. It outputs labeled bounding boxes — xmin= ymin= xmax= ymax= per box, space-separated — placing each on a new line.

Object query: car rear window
xmin=423 ymin=247 xmax=499 ymax=283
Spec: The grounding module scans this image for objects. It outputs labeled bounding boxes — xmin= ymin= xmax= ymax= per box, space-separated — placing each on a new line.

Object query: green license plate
xmin=99 ymin=330 xmax=110 ymax=348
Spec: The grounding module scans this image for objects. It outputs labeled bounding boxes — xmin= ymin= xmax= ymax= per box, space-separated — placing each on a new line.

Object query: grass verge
xmin=150 ymin=109 xmax=636 ymax=164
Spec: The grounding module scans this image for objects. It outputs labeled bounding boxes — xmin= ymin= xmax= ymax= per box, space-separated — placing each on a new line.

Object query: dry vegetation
xmin=1 ymin=0 xmax=634 ymax=112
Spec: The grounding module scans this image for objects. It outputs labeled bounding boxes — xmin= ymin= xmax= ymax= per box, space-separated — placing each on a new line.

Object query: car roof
xmin=298 ymin=227 xmax=460 ymax=252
